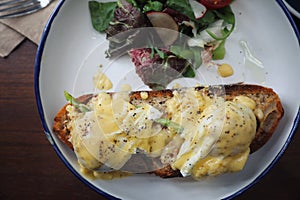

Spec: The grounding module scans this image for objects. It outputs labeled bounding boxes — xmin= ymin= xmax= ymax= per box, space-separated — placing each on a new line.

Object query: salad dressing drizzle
xmin=240 ymin=40 xmax=266 ymax=83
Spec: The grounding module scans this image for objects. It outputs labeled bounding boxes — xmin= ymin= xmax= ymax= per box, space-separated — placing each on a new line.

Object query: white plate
xmin=35 ymin=0 xmax=300 ymax=199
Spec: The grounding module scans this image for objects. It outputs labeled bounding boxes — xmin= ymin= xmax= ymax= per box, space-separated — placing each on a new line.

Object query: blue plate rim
xmin=224 ymin=0 xmax=300 ymax=199
xmin=33 ymin=0 xmax=300 ymax=199
xmin=33 ymin=0 xmax=119 ymax=199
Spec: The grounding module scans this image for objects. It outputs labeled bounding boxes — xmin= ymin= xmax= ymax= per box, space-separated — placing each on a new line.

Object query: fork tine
xmin=0 ymin=0 xmax=28 ymax=7
xmin=0 ymin=0 xmax=51 ymax=19
xmin=0 ymin=0 xmax=38 ymax=12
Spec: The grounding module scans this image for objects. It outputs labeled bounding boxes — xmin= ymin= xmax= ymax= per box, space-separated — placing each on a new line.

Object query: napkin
xmin=0 ymin=0 xmax=60 ymax=57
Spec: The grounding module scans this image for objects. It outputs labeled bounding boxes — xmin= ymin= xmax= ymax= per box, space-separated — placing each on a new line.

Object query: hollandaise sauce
xmin=67 ymin=88 xmax=257 ymax=179
xmin=93 ymin=69 xmax=113 ymax=90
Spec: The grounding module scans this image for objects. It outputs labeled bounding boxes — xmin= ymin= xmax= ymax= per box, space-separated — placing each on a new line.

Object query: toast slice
xmin=53 ymin=84 xmax=284 ymax=178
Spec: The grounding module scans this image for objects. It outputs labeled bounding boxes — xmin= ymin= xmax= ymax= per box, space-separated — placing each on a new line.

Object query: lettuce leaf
xmin=89 ymin=1 xmax=118 ymax=33
xmin=166 ymin=0 xmax=195 ymax=20
xmin=212 ymin=39 xmax=226 ymax=60
xmin=143 ymin=0 xmax=164 ymax=12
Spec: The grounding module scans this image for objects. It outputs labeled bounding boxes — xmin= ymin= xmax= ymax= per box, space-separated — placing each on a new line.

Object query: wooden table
xmin=1 ymin=13 xmax=299 ymax=200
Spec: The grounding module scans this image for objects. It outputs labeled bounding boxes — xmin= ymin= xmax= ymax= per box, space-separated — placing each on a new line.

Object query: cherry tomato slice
xmin=198 ymin=0 xmax=232 ymax=10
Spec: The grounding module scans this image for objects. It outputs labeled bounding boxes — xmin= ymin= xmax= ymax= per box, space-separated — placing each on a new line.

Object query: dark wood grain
xmin=0 ymin=41 xmax=101 ymax=200
xmin=0 ymin=15 xmax=299 ymax=200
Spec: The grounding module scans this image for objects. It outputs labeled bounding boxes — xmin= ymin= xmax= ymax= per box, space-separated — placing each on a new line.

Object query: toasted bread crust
xmin=53 ymin=94 xmax=94 ymax=149
xmin=222 ymin=84 xmax=284 ymax=152
xmin=52 ymin=84 xmax=284 ymax=178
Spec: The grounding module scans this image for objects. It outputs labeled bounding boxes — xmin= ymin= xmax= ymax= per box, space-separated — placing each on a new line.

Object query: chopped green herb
xmin=154 ymin=118 xmax=184 ymax=133
xmin=64 ymin=91 xmax=91 ymax=113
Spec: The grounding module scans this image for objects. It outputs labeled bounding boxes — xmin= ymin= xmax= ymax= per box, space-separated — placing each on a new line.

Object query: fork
xmin=0 ymin=0 xmax=53 ymax=19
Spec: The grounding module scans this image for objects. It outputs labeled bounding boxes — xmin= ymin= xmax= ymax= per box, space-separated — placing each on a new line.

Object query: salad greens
xmin=170 ymin=45 xmax=202 ymax=69
xmin=212 ymin=39 xmax=226 ymax=60
xmin=165 ymin=0 xmax=195 ymax=20
xmin=88 ymin=0 xmax=235 ymax=89
xmin=88 ymin=1 xmax=117 ymax=32
xmin=89 ymin=0 xmax=235 ymax=41
xmin=130 ymin=48 xmax=194 ymax=89
xmin=143 ymin=0 xmax=164 ymax=12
